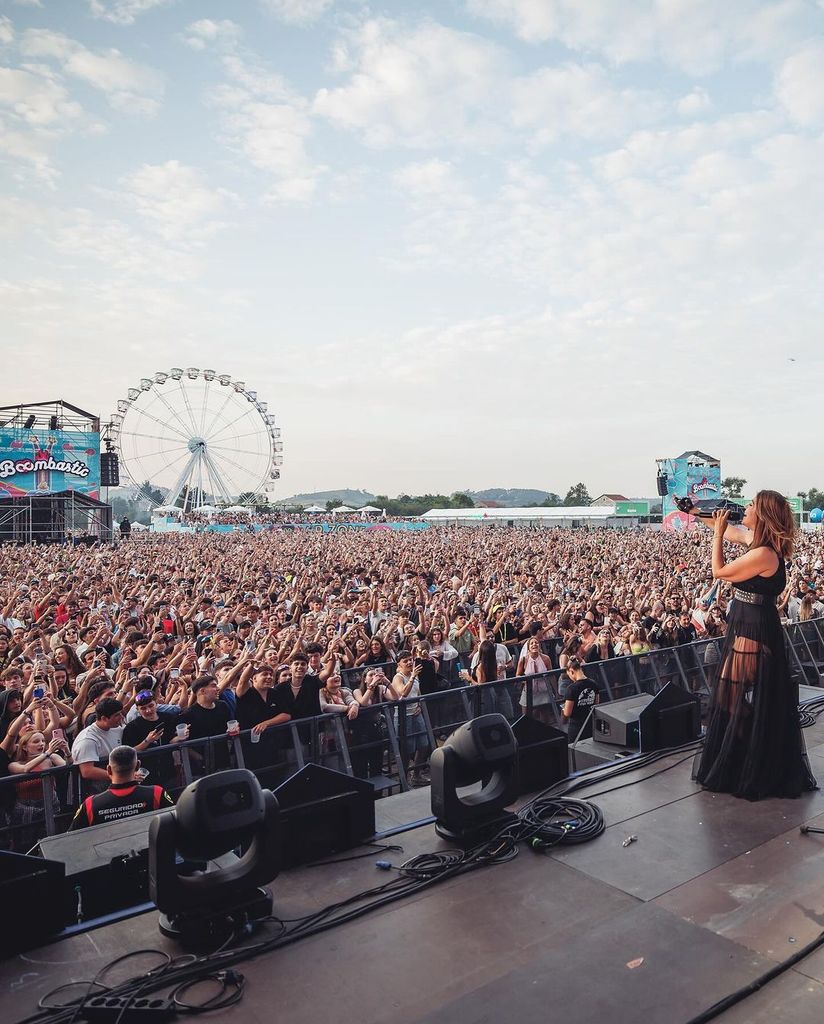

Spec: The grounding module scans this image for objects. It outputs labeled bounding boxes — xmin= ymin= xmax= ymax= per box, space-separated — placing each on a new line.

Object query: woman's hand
xmin=712 ymin=509 xmax=730 ymax=537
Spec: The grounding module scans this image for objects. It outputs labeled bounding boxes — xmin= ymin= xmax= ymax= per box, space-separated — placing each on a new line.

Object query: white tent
xmin=357 ymin=505 xmax=381 ymax=513
xmin=303 ymin=505 xmax=325 ymax=513
xmin=331 ymin=505 xmax=355 ymax=514
xmin=194 ymin=504 xmax=219 ymax=514
xmin=153 ymin=505 xmax=182 ymax=515
xmin=223 ymin=505 xmax=252 ymax=514
xmin=130 ymin=521 xmax=149 ymax=530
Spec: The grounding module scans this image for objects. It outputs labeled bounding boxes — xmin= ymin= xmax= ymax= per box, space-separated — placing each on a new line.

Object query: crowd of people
xmin=1 ymin=524 xmax=823 ymax=847
xmin=149 ymin=508 xmax=392 ymax=529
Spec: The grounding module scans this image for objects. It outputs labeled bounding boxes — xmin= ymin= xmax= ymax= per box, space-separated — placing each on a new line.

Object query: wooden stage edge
xmin=7 ymin=720 xmax=824 ymax=1024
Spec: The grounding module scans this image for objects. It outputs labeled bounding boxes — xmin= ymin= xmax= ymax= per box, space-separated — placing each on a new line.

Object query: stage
xmin=6 ymin=726 xmax=824 ymax=1024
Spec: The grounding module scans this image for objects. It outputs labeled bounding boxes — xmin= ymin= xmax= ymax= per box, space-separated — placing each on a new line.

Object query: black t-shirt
xmin=565 ymin=677 xmax=599 ymax=722
xmin=180 ymin=700 xmax=231 ymax=740
xmin=676 ymin=623 xmax=697 ymax=646
xmin=122 ymin=711 xmax=179 ymax=747
xmin=237 ymin=687 xmax=277 ymax=731
xmin=585 ymin=643 xmax=615 ymax=664
xmin=271 ymin=676 xmax=324 ymax=719
xmin=415 ymin=659 xmax=439 ymax=696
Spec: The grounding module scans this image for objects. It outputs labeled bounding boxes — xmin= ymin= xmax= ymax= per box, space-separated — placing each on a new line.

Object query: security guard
xmin=69 ymin=745 xmax=173 ymax=830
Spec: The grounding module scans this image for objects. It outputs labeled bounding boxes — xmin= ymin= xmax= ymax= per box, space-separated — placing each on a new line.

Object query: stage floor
xmin=7 ymin=721 xmax=824 ymax=1024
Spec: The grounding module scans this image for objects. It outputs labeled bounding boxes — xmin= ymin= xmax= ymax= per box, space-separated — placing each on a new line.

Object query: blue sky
xmin=1 ymin=0 xmax=823 ymax=499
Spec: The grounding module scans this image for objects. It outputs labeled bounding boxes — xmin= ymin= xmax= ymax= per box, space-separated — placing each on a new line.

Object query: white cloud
xmin=0 ymin=64 xmax=81 ymax=126
xmin=0 ymin=63 xmax=85 ymax=179
xmin=595 ymin=111 xmax=779 ymax=182
xmin=52 ymin=207 xmax=200 ymax=281
xmin=467 ymin=0 xmax=805 ymax=74
xmin=315 ymin=19 xmax=667 ymax=150
xmin=511 ymin=63 xmax=664 ymax=144
xmin=20 ymin=29 xmax=164 ymax=114
xmin=260 ymin=0 xmax=334 ymax=27
xmin=87 ymin=0 xmax=174 ymax=26
xmin=775 ymin=40 xmax=824 ymax=126
xmin=116 ymin=160 xmax=237 ymax=241
xmin=394 ymin=158 xmax=472 ymax=202
xmin=13 ymin=1 xmax=44 ymax=7
xmin=0 ymin=17 xmax=14 ymax=45
xmin=210 ymin=54 xmax=321 ymax=203
xmin=676 ymin=87 xmax=712 ymax=118
xmin=314 ymin=18 xmax=510 ymax=147
xmin=181 ymin=20 xmax=242 ymax=52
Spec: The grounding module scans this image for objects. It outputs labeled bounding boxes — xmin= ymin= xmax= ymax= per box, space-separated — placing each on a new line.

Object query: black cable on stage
xmin=683 ymin=928 xmax=824 ymax=1024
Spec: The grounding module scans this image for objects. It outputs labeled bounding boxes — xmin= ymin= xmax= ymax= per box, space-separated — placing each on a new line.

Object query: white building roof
xmin=420 ymin=505 xmax=616 ymax=520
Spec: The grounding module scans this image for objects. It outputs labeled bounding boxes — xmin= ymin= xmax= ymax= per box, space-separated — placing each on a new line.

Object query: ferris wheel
xmin=109 ymin=369 xmax=282 ymax=510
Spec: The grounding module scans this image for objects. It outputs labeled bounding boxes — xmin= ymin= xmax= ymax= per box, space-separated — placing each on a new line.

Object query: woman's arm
xmin=711 ymin=510 xmax=778 ymax=583
xmin=693 ymin=512 xmax=752 ymax=547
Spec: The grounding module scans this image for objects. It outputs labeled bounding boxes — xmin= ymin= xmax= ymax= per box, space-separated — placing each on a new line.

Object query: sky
xmin=1 ymin=0 xmax=823 ymax=501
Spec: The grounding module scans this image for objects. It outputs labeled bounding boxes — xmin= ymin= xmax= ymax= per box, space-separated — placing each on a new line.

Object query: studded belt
xmin=732 ymin=589 xmax=766 ymax=605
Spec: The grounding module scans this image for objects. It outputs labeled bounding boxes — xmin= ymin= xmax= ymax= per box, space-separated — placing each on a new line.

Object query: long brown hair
xmin=751 ymin=490 xmax=795 ymax=558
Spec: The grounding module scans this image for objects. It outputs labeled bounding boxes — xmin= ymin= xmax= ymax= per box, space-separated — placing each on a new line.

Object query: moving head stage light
xmin=430 ymin=714 xmax=519 ymax=844
xmin=149 ymin=769 xmax=280 ymax=949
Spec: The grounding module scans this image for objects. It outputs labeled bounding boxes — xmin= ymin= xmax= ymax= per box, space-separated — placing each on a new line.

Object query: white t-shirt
xmin=70 ymin=722 xmax=124 ymax=765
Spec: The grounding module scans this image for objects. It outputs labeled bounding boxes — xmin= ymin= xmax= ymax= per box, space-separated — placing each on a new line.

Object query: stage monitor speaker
xmin=511 ymin=715 xmax=569 ymax=794
xmin=0 ymin=850 xmax=66 ymax=956
xmin=593 ymin=693 xmax=655 ymax=748
xmin=638 ymin=681 xmax=701 ymax=752
xmin=100 ymin=451 xmax=120 ymax=487
xmin=37 ymin=807 xmax=172 ymax=922
xmin=271 ymin=763 xmax=375 ymax=868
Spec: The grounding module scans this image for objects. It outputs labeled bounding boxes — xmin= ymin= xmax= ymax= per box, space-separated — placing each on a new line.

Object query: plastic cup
xmin=250 ymin=729 xmax=261 ymax=744
xmin=176 ymin=723 xmax=189 ymax=740
xmin=227 ymin=720 xmax=240 ymax=736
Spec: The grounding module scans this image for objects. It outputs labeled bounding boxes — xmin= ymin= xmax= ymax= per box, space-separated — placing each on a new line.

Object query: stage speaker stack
xmin=638 ymin=681 xmax=701 ymax=751
xmin=510 ymin=716 xmax=569 ymax=794
xmin=0 ymin=851 xmax=65 ymax=956
xmin=593 ymin=693 xmax=655 ymax=748
xmin=593 ymin=682 xmax=701 ymax=752
xmin=100 ymin=451 xmax=120 ymax=487
xmin=37 ymin=807 xmax=173 ymax=922
xmin=271 ymin=764 xmax=376 ymax=868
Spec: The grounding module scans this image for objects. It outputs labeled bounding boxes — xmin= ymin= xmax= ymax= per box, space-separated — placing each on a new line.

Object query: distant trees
xmin=798 ymin=489 xmax=824 ymax=511
xmin=364 ymin=493 xmax=476 ymax=516
xmin=563 ymin=483 xmax=592 ymax=506
xmin=538 ymin=493 xmax=563 ymax=507
xmin=721 ymin=477 xmax=747 ymax=498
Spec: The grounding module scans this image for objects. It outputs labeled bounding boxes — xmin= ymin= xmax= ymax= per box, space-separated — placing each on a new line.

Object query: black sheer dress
xmin=695 ymin=550 xmax=817 ymax=801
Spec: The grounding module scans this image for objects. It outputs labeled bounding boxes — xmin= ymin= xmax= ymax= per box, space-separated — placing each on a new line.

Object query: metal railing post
xmin=41 ymin=770 xmax=57 ymax=836
xmin=382 ymin=706 xmax=409 ymax=791
xmin=596 ymin=664 xmax=615 ymax=703
xmin=332 ymin=716 xmax=353 ymax=775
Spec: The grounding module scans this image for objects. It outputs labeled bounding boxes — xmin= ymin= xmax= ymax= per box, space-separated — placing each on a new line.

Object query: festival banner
xmin=662 ymin=457 xmax=721 ymax=532
xmin=0 ymin=428 xmax=101 ymax=500
xmin=615 ymin=501 xmax=650 ymax=517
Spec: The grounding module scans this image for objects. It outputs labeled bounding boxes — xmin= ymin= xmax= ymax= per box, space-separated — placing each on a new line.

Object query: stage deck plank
xmin=550 ymin=783 xmax=824 ymax=901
